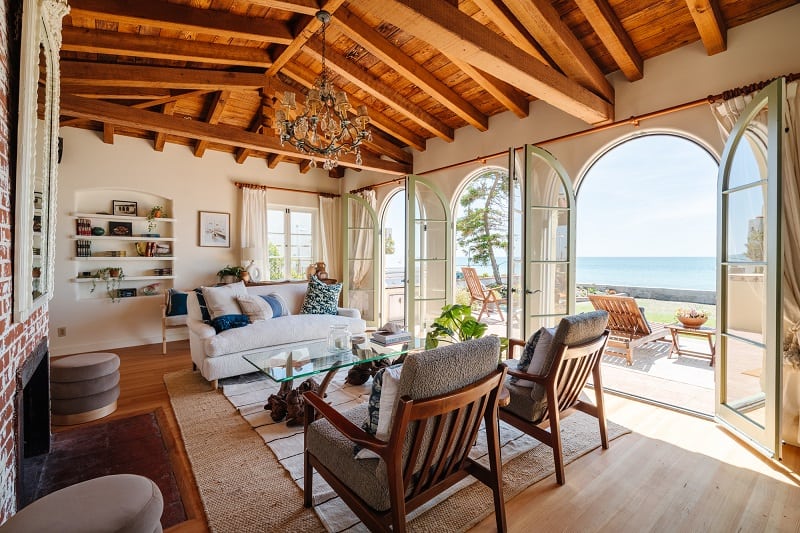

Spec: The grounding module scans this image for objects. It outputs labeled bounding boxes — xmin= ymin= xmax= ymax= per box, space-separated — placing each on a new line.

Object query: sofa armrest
xmin=187 ymin=317 xmax=216 ymax=339
xmin=336 ymin=307 xmax=361 ymax=319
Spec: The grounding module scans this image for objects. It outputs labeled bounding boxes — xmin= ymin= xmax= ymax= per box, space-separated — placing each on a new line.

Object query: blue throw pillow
xmin=509 ymin=327 xmax=544 ymax=385
xmin=193 ymin=288 xmax=212 ymax=324
xmin=300 ymin=276 xmax=342 ymax=315
xmin=166 ymin=289 xmax=188 ymax=316
xmin=210 ymin=314 xmax=250 ymax=334
xmin=259 ymin=293 xmax=290 ymax=318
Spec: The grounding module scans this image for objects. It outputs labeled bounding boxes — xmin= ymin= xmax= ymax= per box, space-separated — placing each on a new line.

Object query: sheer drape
xmin=318 ymin=195 xmax=341 ymax=281
xmin=241 ymin=187 xmax=268 ymax=280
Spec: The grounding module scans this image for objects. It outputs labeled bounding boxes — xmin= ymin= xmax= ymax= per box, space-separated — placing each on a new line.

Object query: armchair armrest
xmin=501 ymin=361 xmax=546 ymax=384
xmin=507 ymin=338 xmax=525 ymax=360
xmin=336 ymin=307 xmax=361 ymax=319
xmin=303 ymin=392 xmax=388 ymax=456
xmin=186 ymin=317 xmax=215 ymax=338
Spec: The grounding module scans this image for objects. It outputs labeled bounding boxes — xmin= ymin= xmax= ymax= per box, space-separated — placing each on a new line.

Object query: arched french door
xmin=343 ymin=193 xmax=380 ymax=327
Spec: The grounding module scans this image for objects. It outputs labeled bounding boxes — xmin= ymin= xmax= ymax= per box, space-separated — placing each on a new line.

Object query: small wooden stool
xmin=51 ymin=352 xmax=120 ymax=425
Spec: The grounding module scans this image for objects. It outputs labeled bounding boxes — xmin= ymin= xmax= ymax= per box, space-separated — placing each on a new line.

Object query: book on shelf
xmin=371 ymin=329 xmax=413 ymax=345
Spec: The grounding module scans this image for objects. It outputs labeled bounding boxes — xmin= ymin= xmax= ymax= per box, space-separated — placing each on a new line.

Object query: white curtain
xmin=319 ymin=195 xmax=341 ymax=281
xmin=241 ymin=187 xmax=269 ymax=281
xmin=710 ymin=79 xmax=800 ymax=445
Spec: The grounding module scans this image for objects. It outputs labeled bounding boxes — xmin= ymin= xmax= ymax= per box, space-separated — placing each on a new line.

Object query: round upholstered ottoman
xmin=0 ymin=474 xmax=163 ymax=533
xmin=51 ymin=352 xmax=120 ymax=425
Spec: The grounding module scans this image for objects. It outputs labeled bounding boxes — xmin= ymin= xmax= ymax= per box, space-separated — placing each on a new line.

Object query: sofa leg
xmin=211 ymin=379 xmax=218 ymax=390
xmin=192 ymin=363 xmax=197 ymax=371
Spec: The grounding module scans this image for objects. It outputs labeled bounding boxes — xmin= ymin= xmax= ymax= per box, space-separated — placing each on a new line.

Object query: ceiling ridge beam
xmin=333 ymin=8 xmax=488 ymax=131
xmin=500 ymin=0 xmax=614 ymax=102
xmin=61 ymin=27 xmax=273 ymax=68
xmin=61 ymin=94 xmax=410 ymax=175
xmin=573 ymin=0 xmax=643 ymax=81
xmin=685 ymin=0 xmax=727 ymax=55
xmin=194 ymin=90 xmax=231 ymax=157
xmin=303 ymin=40 xmax=454 ymax=141
xmin=69 ymin=0 xmax=293 ymax=44
xmin=361 ymin=0 xmax=612 ymax=124
xmin=469 ymin=0 xmax=553 ymax=67
xmin=248 ymin=0 xmax=318 ymax=16
xmin=61 ymin=62 xmax=267 ymax=90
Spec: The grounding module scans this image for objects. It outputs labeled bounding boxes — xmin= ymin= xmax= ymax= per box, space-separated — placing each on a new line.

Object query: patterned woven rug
xmin=165 ymin=369 xmax=630 ymax=533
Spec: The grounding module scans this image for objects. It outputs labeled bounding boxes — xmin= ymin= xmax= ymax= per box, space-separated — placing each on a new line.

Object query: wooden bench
xmin=588 ymin=294 xmax=669 ymax=365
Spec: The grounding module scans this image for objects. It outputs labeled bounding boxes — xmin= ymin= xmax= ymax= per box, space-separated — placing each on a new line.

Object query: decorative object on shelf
xmin=33 ymin=215 xmax=41 ymax=232
xmin=146 ymin=205 xmax=167 ymax=231
xmin=109 ymin=221 xmax=132 ymax=236
xmin=315 ymin=261 xmax=328 ymax=280
xmin=32 ymin=267 xmax=41 ymax=278
xmin=90 ymin=267 xmax=125 ymax=302
xmin=75 ymin=218 xmax=92 ymax=235
xmin=199 ymin=211 xmax=230 ymax=247
xmin=305 ymin=264 xmax=317 ymax=280
xmin=273 ymin=10 xmax=371 ymax=170
xmin=116 ymin=288 xmax=137 ymax=298
xmin=241 ymin=247 xmax=263 ymax=282
xmin=91 ymin=226 xmax=105 ymax=236
xmin=112 ymin=200 xmax=138 ymax=217
xmin=327 ymin=324 xmax=352 ymax=352
xmin=33 ymin=191 xmax=43 ymax=210
xmin=217 ymin=265 xmax=246 ymax=284
xmin=141 ymin=283 xmax=160 ymax=296
xmin=675 ymin=307 xmax=709 ymax=328
xmin=75 ymin=239 xmax=92 ymax=257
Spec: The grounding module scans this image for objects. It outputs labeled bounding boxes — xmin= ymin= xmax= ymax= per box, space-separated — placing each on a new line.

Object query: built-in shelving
xmin=70 ymin=256 xmax=176 ymax=261
xmin=69 ymin=235 xmax=176 ymax=242
xmin=71 ymin=275 xmax=175 ymax=283
xmin=70 ymin=212 xmax=177 ymax=223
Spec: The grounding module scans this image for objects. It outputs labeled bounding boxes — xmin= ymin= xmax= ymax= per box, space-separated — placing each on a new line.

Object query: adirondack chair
xmin=462 ymin=267 xmax=506 ymax=321
xmin=587 ymin=294 xmax=669 ymax=365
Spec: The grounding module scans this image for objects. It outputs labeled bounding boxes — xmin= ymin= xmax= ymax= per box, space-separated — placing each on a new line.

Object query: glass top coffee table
xmin=243 ymin=337 xmax=424 ymax=397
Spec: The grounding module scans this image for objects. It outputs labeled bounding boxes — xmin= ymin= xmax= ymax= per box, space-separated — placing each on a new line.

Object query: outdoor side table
xmin=667 ymin=323 xmax=716 ymax=366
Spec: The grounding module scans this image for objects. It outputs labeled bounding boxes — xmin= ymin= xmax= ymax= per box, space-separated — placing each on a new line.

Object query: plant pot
xmin=239 ymin=271 xmax=250 ymax=283
xmin=678 ymin=316 xmax=707 ymax=328
xmin=108 ymin=268 xmax=121 ymax=278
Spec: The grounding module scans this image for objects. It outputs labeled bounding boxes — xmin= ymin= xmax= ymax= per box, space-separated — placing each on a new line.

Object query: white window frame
xmin=267 ymin=205 xmax=319 ymax=281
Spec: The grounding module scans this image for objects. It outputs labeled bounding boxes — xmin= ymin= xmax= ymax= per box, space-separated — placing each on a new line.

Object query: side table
xmin=667 ymin=323 xmax=716 ymax=366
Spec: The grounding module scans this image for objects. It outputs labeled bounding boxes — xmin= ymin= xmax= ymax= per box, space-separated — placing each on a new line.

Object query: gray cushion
xmin=51 ymin=385 xmax=119 ymax=415
xmin=51 ymin=371 xmax=119 ymax=399
xmin=0 ymin=474 xmax=163 ymax=533
xmin=501 ymin=377 xmax=545 ymax=421
xmin=51 ymin=352 xmax=120 ymax=382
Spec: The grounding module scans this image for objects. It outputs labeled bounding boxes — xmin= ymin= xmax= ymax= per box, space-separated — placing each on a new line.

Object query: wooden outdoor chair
xmin=462 ymin=266 xmax=506 ymax=321
xmin=587 ymin=294 xmax=669 ymax=365
xmin=500 ymin=311 xmax=610 ymax=485
xmin=303 ymin=337 xmax=507 ymax=533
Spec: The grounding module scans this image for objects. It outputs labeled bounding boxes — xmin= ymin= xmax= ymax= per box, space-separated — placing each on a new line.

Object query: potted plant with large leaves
xmin=425 ymin=304 xmax=491 ymax=349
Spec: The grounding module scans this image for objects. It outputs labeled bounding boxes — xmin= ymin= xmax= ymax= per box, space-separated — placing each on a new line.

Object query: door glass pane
xmin=414 ymin=260 xmax=446 ymax=300
xmin=727 ymin=125 xmax=768 ymax=190
xmin=529 ymin=157 xmax=568 ymax=208
xmin=722 ymin=335 xmax=767 ymax=428
xmin=527 ymin=262 xmax=568 ymax=316
xmin=528 ymin=207 xmax=568 ymax=261
xmin=347 ymin=196 xmax=376 ymax=323
xmin=415 ymin=183 xmax=446 ymax=221
xmin=509 ymin=155 xmax=524 ymax=340
xmin=726 ymin=185 xmax=766 ymax=262
xmin=725 ymin=264 xmax=766 ymax=345
xmin=414 ymin=220 xmax=446 ymax=260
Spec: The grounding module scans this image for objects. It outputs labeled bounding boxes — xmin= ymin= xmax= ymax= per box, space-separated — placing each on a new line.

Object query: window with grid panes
xmin=267 ymin=208 xmax=316 ymax=280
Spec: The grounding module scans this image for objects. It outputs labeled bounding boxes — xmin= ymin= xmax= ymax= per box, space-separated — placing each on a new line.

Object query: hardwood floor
xmin=58 ymin=340 xmax=800 ymax=532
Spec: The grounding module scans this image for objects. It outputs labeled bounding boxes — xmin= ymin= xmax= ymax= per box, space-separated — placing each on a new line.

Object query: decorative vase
xmin=91 ymin=226 xmax=105 ymax=236
xmin=678 ymin=316 xmax=707 ymax=328
xmin=108 ymin=268 xmax=121 ymax=278
xmin=327 ymin=325 xmax=351 ymax=352
xmin=239 ymin=271 xmax=250 ymax=283
xmin=306 ymin=264 xmax=317 ymax=280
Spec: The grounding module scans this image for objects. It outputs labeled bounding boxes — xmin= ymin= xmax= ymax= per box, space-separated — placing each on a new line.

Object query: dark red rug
xmin=22 ymin=411 xmax=186 ymax=528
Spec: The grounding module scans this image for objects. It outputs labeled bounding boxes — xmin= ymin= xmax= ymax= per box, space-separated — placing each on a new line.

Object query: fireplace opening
xmin=15 ymin=339 xmax=51 ymax=508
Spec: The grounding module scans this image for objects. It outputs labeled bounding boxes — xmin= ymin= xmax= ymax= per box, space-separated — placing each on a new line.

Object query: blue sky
xmin=577 ymin=135 xmax=719 ymax=257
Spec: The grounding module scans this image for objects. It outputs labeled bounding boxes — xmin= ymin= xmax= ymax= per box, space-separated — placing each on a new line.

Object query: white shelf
xmin=83 ymin=294 xmax=162 ymax=302
xmin=70 ymin=212 xmax=177 ymax=223
xmin=71 ymin=275 xmax=175 ymax=283
xmin=71 ymin=256 xmax=176 ymax=261
xmin=69 ymin=235 xmax=176 ymax=242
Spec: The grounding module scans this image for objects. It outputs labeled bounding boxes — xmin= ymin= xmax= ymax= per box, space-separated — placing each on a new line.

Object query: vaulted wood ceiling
xmin=58 ymin=0 xmax=797 ymax=176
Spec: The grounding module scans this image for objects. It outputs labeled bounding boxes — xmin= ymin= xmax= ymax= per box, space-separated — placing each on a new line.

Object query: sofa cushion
xmin=202 ymin=281 xmax=247 ymax=319
xmin=236 ymin=295 xmax=272 ymax=322
xmin=166 ymin=288 xmax=188 ymax=316
xmin=210 ymin=314 xmax=250 ymax=333
xmin=261 ymin=293 xmax=290 ymax=317
xmin=300 ymin=276 xmax=342 ymax=315
xmin=193 ymin=288 xmax=212 ymax=323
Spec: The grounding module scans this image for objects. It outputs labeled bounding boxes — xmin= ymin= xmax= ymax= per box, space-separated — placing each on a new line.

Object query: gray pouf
xmin=0 ymin=474 xmax=164 ymax=533
xmin=51 ymin=352 xmax=120 ymax=425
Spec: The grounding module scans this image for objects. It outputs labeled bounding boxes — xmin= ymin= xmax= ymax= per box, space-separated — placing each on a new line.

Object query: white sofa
xmin=187 ymin=281 xmax=366 ymax=386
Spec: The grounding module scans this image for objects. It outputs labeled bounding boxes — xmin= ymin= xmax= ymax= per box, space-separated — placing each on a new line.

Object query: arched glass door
xmin=343 ymin=193 xmax=380 ymax=327
xmin=716 ymin=79 xmax=784 ymax=456
xmin=507 ymin=148 xmax=525 ymax=341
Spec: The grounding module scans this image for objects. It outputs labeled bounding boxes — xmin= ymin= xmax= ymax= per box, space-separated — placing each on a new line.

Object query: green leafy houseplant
xmin=90 ymin=267 xmax=125 ymax=302
xmin=146 ymin=205 xmax=167 ymax=232
xmin=425 ymin=304 xmax=490 ymax=349
xmin=217 ymin=265 xmax=246 ymax=282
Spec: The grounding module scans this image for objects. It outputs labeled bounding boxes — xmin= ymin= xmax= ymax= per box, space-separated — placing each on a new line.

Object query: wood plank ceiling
xmin=59 ymin=0 xmax=797 ymax=177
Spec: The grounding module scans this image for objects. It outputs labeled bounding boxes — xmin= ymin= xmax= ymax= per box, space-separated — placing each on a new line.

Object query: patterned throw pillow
xmin=166 ymin=289 xmax=188 ymax=316
xmin=512 ymin=327 xmax=556 ymax=387
xmin=300 ymin=276 xmax=342 ymax=315
xmin=356 ymin=364 xmax=403 ymax=459
xmin=193 ymin=288 xmax=212 ymax=324
xmin=261 ymin=293 xmax=290 ymax=317
xmin=210 ymin=314 xmax=250 ymax=334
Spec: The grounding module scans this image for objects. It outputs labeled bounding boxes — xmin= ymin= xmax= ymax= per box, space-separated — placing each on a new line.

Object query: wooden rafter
xmin=447 ymin=56 xmax=529 ymax=118
xmin=234 ymin=115 xmax=263 ymax=164
xmin=154 ymin=102 xmax=176 ymax=152
xmin=61 ymin=27 xmax=273 ymax=68
xmin=248 ymin=0 xmax=319 ymax=16
xmin=60 ymin=96 xmax=410 ymax=174
xmin=60 ymin=86 xmax=171 ymax=100
xmin=303 ymin=40 xmax=454 ymax=141
xmin=360 ymin=0 xmax=613 ymax=124
xmin=60 ymin=90 xmax=213 ymax=127
xmin=298 ymin=160 xmax=314 ymax=174
xmin=333 ymin=8 xmax=488 ymax=131
xmin=267 ymin=153 xmax=285 ymax=168
xmin=469 ymin=0 xmax=552 ymax=67
xmin=194 ymin=91 xmax=231 ymax=157
xmin=61 ymin=62 xmax=267 ymax=90
xmin=103 ymin=123 xmax=114 ymax=144
xmin=573 ymin=0 xmax=643 ymax=81
xmin=685 ymin=0 xmax=727 ymax=55
xmin=500 ymin=0 xmax=614 ymax=102
xmin=69 ymin=0 xmax=293 ymax=44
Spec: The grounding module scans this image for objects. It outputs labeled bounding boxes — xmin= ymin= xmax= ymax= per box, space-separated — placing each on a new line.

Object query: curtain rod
xmin=234 ymin=181 xmax=339 ymax=198
xmin=415 ymin=71 xmax=799 ymax=177
xmin=350 ymin=176 xmax=406 ymax=195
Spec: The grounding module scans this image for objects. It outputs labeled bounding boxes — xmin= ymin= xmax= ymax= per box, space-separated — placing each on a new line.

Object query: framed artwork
xmin=109 ymin=221 xmax=133 ymax=236
xmin=199 ymin=211 xmax=230 ymax=247
xmin=112 ymin=200 xmax=138 ymax=217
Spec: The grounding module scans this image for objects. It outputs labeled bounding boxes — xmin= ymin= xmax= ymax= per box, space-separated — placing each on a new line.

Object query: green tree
xmin=456 ymin=171 xmax=508 ymax=285
xmin=269 ymin=242 xmax=283 ymax=280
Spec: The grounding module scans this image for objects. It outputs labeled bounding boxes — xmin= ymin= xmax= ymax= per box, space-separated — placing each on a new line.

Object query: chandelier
xmin=274 ymin=10 xmax=371 ymax=170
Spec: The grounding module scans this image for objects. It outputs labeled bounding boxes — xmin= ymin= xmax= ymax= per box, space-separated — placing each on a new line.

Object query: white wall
xmin=50 ymin=130 xmax=341 ymax=355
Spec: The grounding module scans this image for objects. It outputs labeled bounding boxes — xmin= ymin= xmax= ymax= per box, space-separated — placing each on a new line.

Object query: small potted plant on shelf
xmin=217 ymin=265 xmax=246 ymax=284
xmin=90 ymin=267 xmax=125 ymax=302
xmin=146 ymin=205 xmax=167 ymax=232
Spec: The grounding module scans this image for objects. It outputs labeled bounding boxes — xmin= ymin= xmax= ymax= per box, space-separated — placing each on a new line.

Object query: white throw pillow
xmin=236 ymin=294 xmax=272 ymax=323
xmin=201 ymin=281 xmax=247 ymax=319
xmin=356 ymin=365 xmax=403 ymax=460
xmin=515 ymin=327 xmax=556 ymax=388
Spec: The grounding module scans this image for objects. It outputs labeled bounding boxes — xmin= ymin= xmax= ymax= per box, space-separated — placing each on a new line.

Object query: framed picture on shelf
xmin=33 ymin=191 xmax=43 ymax=210
xmin=109 ymin=221 xmax=133 ymax=236
xmin=199 ymin=211 xmax=230 ymax=247
xmin=112 ymin=200 xmax=138 ymax=217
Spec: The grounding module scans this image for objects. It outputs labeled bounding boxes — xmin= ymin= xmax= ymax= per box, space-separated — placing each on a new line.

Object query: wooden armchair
xmin=462 ymin=266 xmax=506 ymax=321
xmin=500 ymin=311 xmax=610 ymax=485
xmin=303 ymin=336 xmax=507 ymax=532
xmin=587 ymin=294 xmax=669 ymax=365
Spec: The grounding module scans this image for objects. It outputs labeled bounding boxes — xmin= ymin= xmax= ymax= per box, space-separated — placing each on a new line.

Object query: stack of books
xmin=371 ymin=329 xmax=413 ymax=346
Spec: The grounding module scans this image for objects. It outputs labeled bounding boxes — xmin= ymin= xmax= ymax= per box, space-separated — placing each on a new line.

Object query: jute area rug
xmin=164 ymin=369 xmax=630 ymax=533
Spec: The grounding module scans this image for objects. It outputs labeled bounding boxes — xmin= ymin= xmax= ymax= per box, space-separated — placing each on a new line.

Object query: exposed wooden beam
xmin=333 ymin=8 xmax=488 ymax=131
xmin=328 ymin=166 xmax=346 ymax=179
xmin=103 ymin=123 xmax=114 ymax=144
xmin=686 ymin=0 xmax=727 ymax=55
xmin=69 ymin=0 xmax=293 ymax=44
xmin=303 ymin=40 xmax=454 ymax=141
xmin=154 ymin=102 xmax=176 ymax=152
xmin=60 ymin=96 xmax=410 ymax=174
xmin=194 ymin=91 xmax=231 ymax=157
xmin=500 ymin=0 xmax=614 ymax=102
xmin=266 ymin=0 xmax=347 ymax=77
xmin=61 ymin=27 xmax=273 ymax=68
xmin=280 ymin=63 xmax=427 ymax=151
xmin=248 ymin=0 xmax=319 ymax=16
xmin=573 ymin=0 xmax=643 ymax=81
xmin=60 ymin=90 xmax=212 ymax=127
xmin=298 ymin=160 xmax=314 ymax=174
xmin=267 ymin=153 xmax=285 ymax=168
xmin=60 ymin=86 xmax=171 ymax=100
xmin=61 ymin=62 xmax=267 ymax=91
xmin=469 ymin=0 xmax=552 ymax=67
xmin=361 ymin=0 xmax=613 ymax=124
xmin=234 ymin=117 xmax=262 ymax=164
xmin=448 ymin=56 xmax=529 ymax=118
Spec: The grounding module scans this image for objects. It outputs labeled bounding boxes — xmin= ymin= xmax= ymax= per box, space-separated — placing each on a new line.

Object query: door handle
xmin=525 ymin=289 xmax=542 ymax=295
